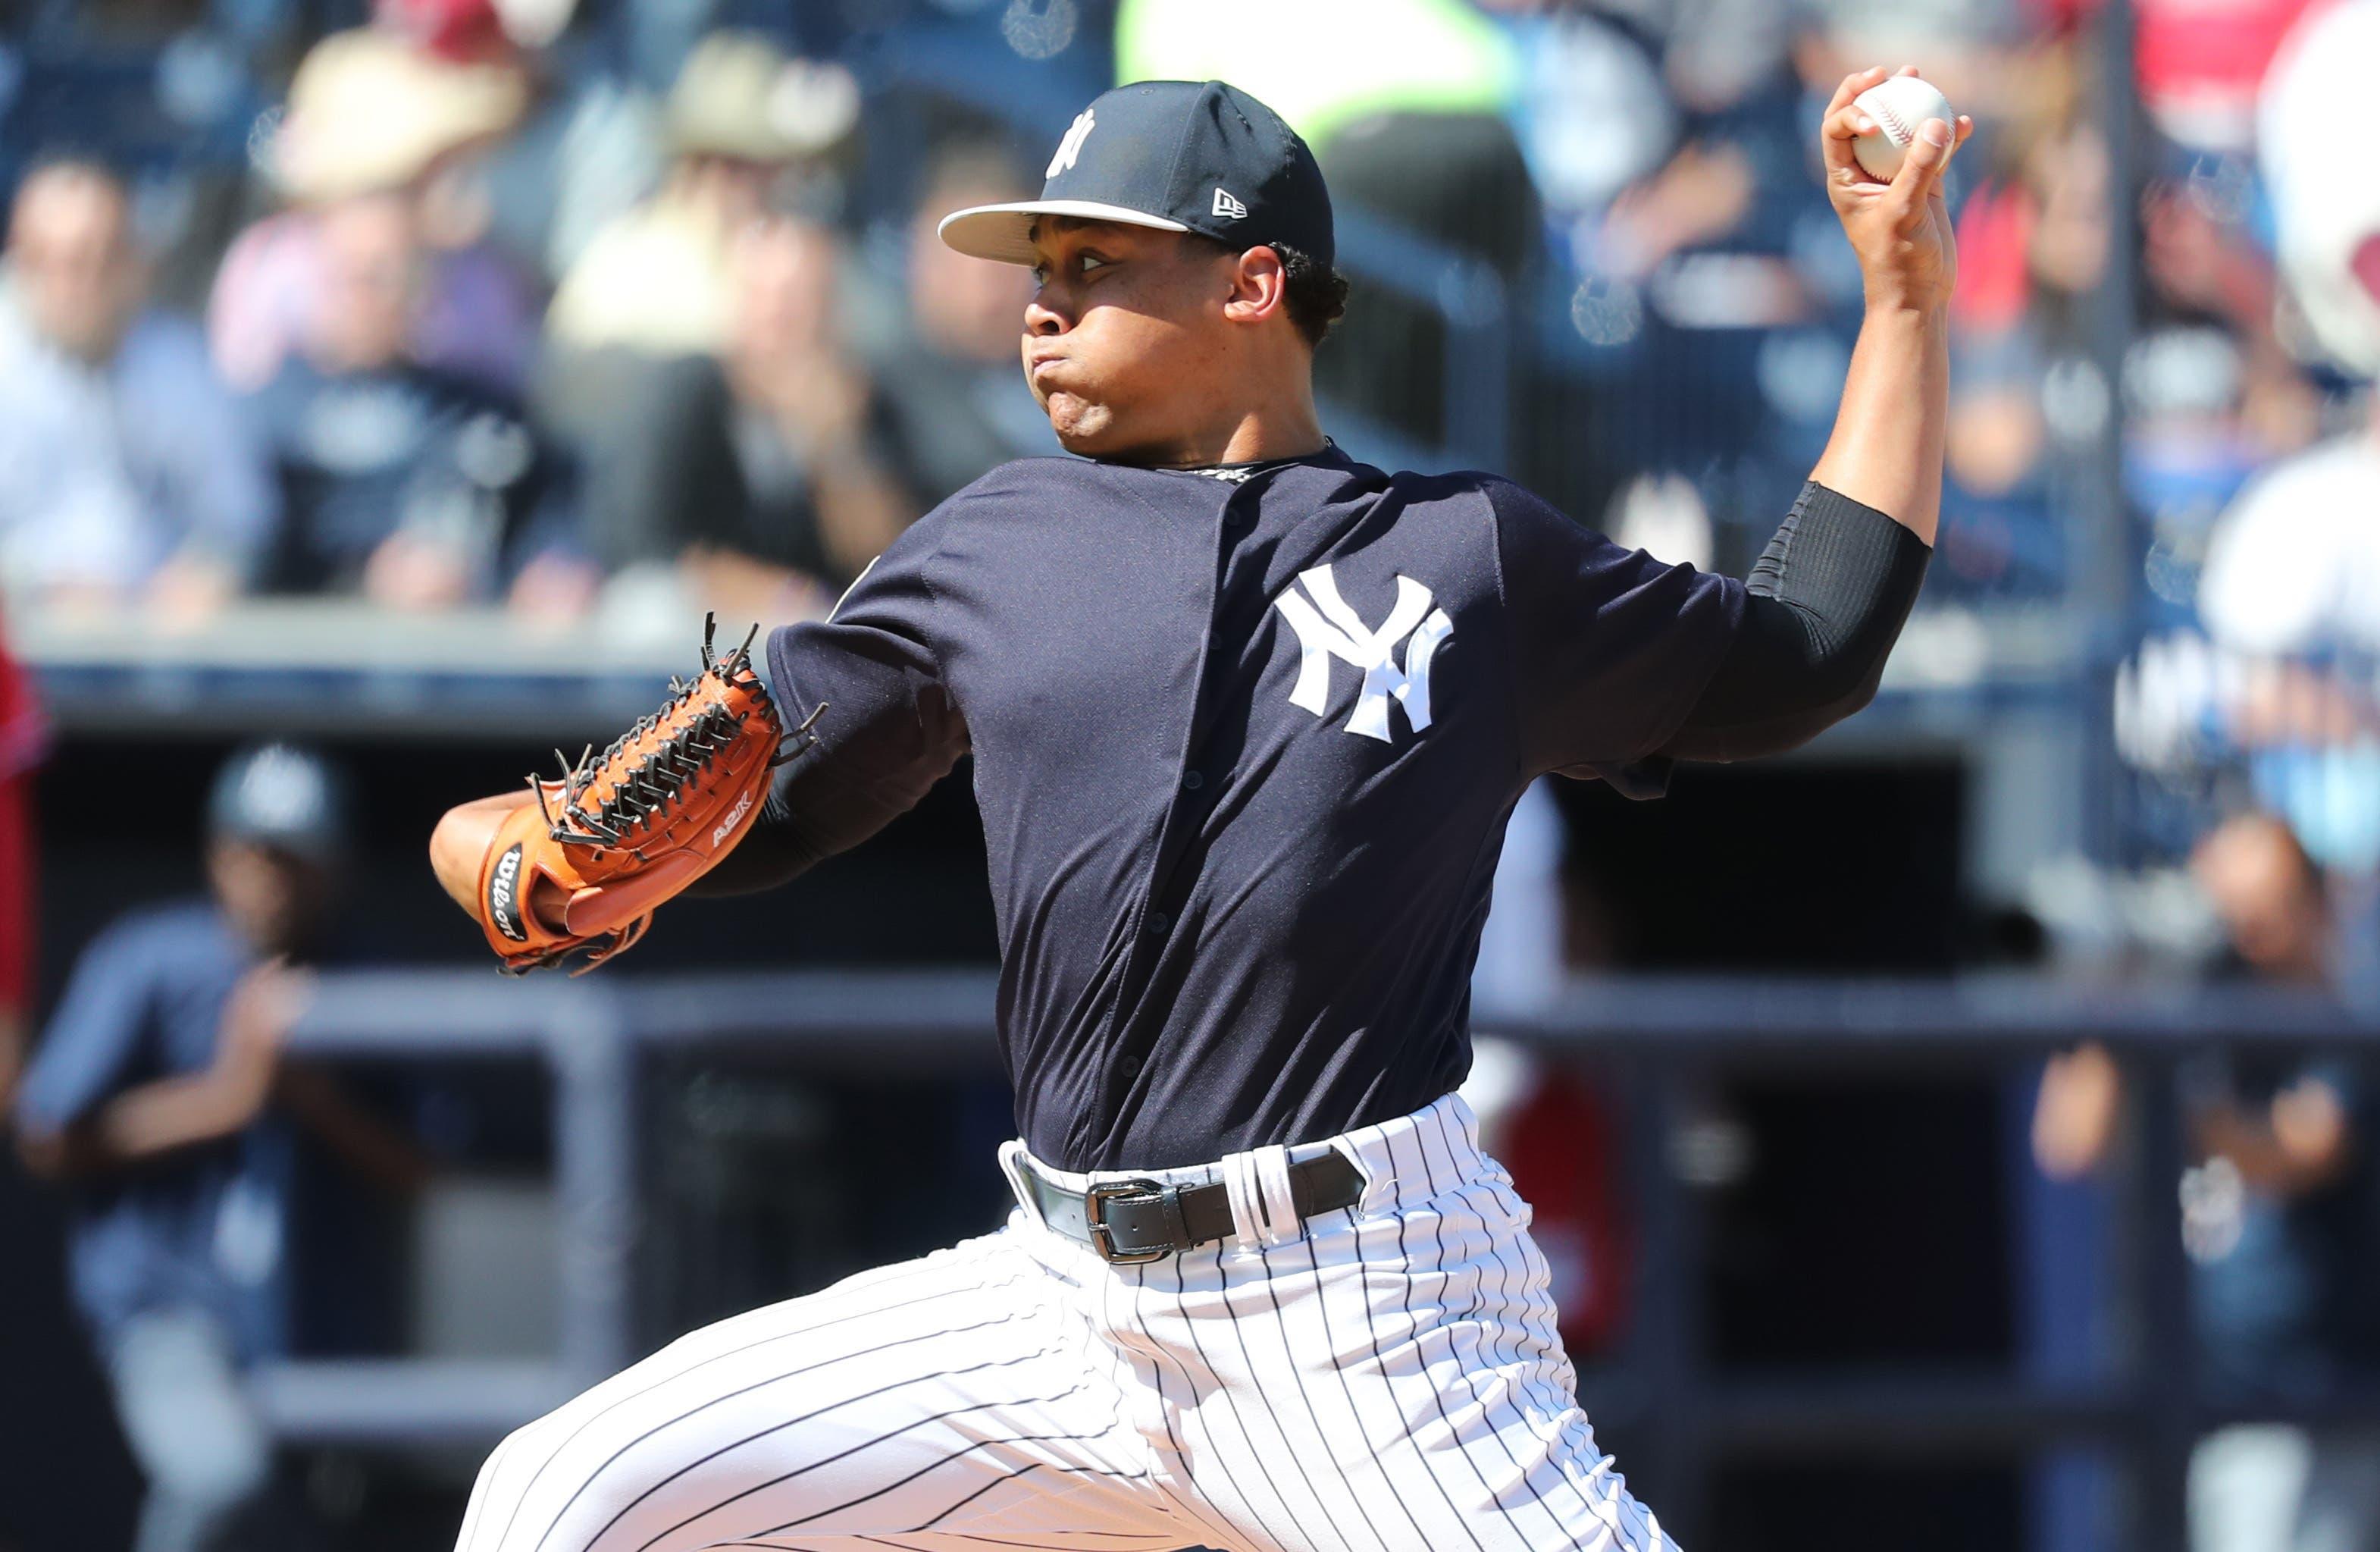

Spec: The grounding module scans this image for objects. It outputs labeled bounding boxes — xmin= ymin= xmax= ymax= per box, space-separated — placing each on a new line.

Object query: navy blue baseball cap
xmin=208 ymin=742 xmax=349 ymax=862
xmin=938 ymin=80 xmax=1333 ymax=272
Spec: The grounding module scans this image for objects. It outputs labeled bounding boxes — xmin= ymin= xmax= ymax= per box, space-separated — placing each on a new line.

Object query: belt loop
xmin=997 ymin=1140 xmax=1042 ymax=1227
xmin=1329 ymin=1136 xmax=1389 ymax=1217
xmin=1221 ymin=1150 xmax=1264 ymax=1251
xmin=1251 ymin=1146 xmax=1303 ymax=1247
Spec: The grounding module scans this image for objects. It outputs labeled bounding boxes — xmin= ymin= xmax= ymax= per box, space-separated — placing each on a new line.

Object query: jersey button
xmin=1181 ymin=770 xmax=1204 ymax=791
xmin=1119 ymin=1052 xmax=1143 ymax=1078
xmin=1146 ymin=911 xmax=1171 ymax=935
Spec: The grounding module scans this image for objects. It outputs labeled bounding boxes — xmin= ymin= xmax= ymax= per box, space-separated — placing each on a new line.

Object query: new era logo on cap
xmin=937 ymin=80 xmax=1334 ymax=272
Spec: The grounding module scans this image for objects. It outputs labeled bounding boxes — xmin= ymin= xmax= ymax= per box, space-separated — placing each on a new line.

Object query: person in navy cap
xmin=14 ymin=743 xmax=351 ymax=1552
xmin=440 ymin=72 xmax=1971 ymax=1550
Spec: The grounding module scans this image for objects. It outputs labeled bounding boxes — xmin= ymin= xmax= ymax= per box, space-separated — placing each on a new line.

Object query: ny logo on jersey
xmin=1048 ymin=110 xmax=1095 ymax=178
xmin=1271 ymin=564 xmax=1455 ymax=743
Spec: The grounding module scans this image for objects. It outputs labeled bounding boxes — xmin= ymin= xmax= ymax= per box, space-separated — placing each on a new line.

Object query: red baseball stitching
xmin=1871 ymin=95 xmax=1913 ymax=147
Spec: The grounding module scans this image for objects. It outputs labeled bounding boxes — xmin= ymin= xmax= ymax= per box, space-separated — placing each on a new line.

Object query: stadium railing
xmin=265 ymin=967 xmax=2380 ymax=1547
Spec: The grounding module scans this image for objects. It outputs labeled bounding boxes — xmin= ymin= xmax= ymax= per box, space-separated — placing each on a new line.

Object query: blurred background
xmin=0 ymin=0 xmax=2376 ymax=1549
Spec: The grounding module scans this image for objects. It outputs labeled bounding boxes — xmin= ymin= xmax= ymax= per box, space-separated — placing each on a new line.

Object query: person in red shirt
xmin=0 ymin=613 xmax=41 ymax=1111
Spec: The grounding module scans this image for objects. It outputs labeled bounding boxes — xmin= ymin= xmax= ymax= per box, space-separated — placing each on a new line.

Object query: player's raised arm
xmin=1809 ymin=64 xmax=1974 ymax=543
xmin=1633 ymin=68 xmax=1973 ymax=766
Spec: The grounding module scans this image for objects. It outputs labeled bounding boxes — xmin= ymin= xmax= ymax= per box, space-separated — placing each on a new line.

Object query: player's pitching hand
xmin=1822 ymin=66 xmax=1974 ymax=314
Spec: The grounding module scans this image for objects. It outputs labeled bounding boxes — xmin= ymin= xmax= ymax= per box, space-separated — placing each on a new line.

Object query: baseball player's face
xmin=208 ymin=840 xmax=334 ymax=957
xmin=1022 ymin=218 xmax=1242 ymax=462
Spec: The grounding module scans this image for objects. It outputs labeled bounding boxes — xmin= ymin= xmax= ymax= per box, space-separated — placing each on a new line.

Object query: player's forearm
xmin=2191 ymin=1108 xmax=2347 ymax=1196
xmin=687 ymin=783 xmax=826 ymax=895
xmin=1808 ymin=303 xmax=1949 ymax=546
xmin=84 ymin=1064 xmax=274 ymax=1165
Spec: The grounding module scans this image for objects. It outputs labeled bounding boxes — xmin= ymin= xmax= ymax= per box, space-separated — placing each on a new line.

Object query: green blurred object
xmin=1113 ymin=0 xmax=1517 ymax=149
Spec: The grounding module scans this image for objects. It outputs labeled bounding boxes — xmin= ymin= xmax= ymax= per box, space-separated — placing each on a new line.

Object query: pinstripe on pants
xmin=455 ymin=1094 xmax=1674 ymax=1552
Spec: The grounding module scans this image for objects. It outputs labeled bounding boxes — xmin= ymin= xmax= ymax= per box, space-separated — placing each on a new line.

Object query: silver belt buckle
xmin=1082 ymin=1177 xmax=1176 ymax=1265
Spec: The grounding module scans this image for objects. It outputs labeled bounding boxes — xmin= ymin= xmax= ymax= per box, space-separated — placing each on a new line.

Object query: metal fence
xmin=270 ymin=967 xmax=2380 ymax=1549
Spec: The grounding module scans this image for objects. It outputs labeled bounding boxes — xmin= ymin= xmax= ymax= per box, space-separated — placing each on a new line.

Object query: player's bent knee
xmin=465 ymin=1398 xmax=704 ymax=1552
xmin=459 ymin=1410 xmax=578 ymax=1552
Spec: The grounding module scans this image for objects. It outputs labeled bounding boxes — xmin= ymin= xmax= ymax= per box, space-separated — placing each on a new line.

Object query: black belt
xmin=1018 ymin=1150 xmax=1366 ymax=1265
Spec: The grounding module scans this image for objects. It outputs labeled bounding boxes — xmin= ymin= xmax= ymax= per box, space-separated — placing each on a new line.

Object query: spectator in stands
xmin=562 ymin=205 xmax=916 ymax=624
xmin=863 ymin=148 xmax=1064 ymax=509
xmin=2196 ymin=388 xmax=2380 ymax=660
xmin=1940 ymin=42 xmax=2097 ymax=525
xmin=427 ymin=0 xmax=671 ymax=290
xmin=0 ymin=158 xmax=274 ymax=619
xmin=2035 ymin=811 xmax=2380 ymax=1552
xmin=544 ymin=31 xmax=858 ymax=359
xmin=12 ymin=745 xmax=343 ymax=1552
xmin=209 ymin=22 xmax=541 ymax=397
xmin=244 ymin=192 xmax=589 ymax=613
xmin=2192 ymin=0 xmax=2380 ymax=878
xmin=0 ymin=611 xmax=39 ymax=1117
xmin=2188 ymin=387 xmax=2380 ymax=889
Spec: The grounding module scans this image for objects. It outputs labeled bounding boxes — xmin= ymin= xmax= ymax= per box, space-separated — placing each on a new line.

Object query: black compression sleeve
xmin=687 ymin=775 xmax=822 ymax=895
xmin=1658 ymin=482 xmax=1931 ymax=761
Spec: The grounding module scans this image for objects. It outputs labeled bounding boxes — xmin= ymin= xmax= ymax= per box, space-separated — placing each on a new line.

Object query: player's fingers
xmin=1821 ymin=101 xmax=1879 ymax=181
xmin=1927 ymin=116 xmax=1977 ymax=205
xmin=1823 ymin=103 xmax=1875 ymax=143
xmin=1824 ymin=64 xmax=1891 ymax=119
xmin=1887 ymin=114 xmax=1955 ymax=218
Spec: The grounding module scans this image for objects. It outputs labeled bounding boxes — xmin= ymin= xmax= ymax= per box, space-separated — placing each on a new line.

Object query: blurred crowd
xmin=0 ymin=0 xmax=1069 ymax=637
xmin=0 ymin=0 xmax=2361 ymax=638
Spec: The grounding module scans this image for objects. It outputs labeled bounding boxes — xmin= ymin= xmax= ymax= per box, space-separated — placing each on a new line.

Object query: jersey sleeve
xmin=14 ymin=920 xmax=155 ymax=1133
xmin=750 ymin=513 xmax=969 ymax=874
xmin=1490 ymin=479 xmax=1744 ymax=794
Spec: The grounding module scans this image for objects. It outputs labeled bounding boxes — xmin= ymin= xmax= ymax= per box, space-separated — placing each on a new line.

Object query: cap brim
xmin=936 ymin=199 xmax=1190 ymax=265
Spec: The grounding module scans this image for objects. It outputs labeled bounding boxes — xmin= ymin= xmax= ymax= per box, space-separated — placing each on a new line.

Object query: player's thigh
xmin=1367 ymin=1184 xmax=1675 ymax=1552
xmin=457 ymin=1227 xmax=1160 ymax=1552
xmin=1151 ymin=1183 xmax=1675 ymax=1552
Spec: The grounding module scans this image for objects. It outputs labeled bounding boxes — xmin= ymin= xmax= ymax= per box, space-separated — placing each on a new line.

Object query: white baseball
xmin=1851 ymin=77 xmax=1956 ymax=180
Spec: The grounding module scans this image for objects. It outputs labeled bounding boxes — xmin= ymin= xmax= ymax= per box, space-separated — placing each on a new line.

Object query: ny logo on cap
xmin=1048 ymin=109 xmax=1095 ymax=179
xmin=1212 ymin=187 xmax=1248 ymax=220
xmin=1272 ymin=565 xmax=1455 ymax=743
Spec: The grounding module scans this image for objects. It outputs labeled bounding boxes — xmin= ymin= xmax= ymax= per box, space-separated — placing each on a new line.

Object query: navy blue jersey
xmin=765 ymin=444 xmax=1743 ymax=1170
xmin=14 ymin=901 xmax=288 ymax=1357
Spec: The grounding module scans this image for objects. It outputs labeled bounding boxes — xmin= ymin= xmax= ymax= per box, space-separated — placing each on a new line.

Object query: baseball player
xmin=431 ymin=71 xmax=1969 ymax=1552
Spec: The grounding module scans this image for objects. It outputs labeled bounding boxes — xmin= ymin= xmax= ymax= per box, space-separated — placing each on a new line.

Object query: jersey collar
xmin=1172 ymin=437 xmax=1349 ymax=484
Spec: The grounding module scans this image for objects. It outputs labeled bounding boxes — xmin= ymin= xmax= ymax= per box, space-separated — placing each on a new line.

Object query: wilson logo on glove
xmin=487 ymin=845 xmax=527 ymax=941
xmin=470 ymin=616 xmax=823 ymax=975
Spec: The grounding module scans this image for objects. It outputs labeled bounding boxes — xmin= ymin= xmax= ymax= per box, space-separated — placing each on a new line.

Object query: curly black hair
xmin=1194 ymin=236 xmax=1351 ymax=347
xmin=1271 ymin=243 xmax=1351 ymax=348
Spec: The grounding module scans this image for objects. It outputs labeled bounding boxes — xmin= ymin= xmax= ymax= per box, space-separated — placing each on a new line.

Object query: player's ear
xmin=1221 ymin=245 xmax=1289 ymax=328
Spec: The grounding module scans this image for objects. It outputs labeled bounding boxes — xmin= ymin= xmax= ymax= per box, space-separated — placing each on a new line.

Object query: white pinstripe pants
xmin=456 ymin=1093 xmax=1674 ymax=1552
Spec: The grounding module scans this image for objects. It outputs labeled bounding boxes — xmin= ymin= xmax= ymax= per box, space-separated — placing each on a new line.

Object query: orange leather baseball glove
xmin=472 ymin=616 xmax=813 ymax=974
